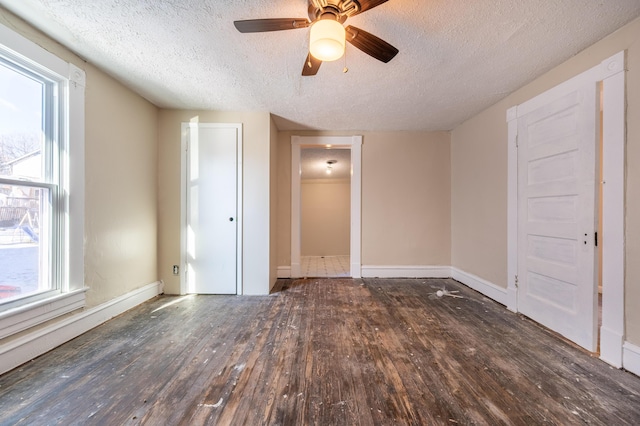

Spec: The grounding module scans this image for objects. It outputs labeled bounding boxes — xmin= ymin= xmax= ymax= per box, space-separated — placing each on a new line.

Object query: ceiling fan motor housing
xmin=308 ymin=0 xmax=361 ymax=22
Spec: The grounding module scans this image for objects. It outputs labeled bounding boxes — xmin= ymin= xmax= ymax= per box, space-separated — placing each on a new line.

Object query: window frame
xmin=0 ymin=22 xmax=85 ymax=338
xmin=0 ymin=55 xmax=60 ymax=307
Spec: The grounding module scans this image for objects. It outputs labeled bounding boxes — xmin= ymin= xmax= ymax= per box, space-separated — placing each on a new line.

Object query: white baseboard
xmin=361 ymin=265 xmax=451 ymax=279
xmin=277 ymin=266 xmax=291 ymax=278
xmin=623 ymin=342 xmax=640 ymax=377
xmin=280 ymin=265 xmax=451 ymax=279
xmin=0 ymin=280 xmax=164 ymax=375
xmin=451 ymin=267 xmax=507 ymax=306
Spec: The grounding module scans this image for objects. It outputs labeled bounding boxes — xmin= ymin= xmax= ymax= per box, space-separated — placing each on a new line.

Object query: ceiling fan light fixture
xmin=309 ymin=19 xmax=345 ymax=62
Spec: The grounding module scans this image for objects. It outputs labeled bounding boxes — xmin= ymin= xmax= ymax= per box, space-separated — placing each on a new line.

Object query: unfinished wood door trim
xmin=291 ymin=136 xmax=362 ymax=278
xmin=507 ymin=51 xmax=626 ymax=367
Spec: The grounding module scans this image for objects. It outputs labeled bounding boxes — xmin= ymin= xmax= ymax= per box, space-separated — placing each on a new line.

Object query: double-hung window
xmin=0 ymin=23 xmax=85 ymax=337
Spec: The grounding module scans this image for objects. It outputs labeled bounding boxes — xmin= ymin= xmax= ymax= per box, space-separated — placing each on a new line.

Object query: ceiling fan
xmin=234 ymin=0 xmax=399 ymax=76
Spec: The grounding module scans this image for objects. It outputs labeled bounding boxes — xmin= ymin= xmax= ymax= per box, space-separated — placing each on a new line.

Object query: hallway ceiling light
xmin=326 ymin=159 xmax=337 ymax=174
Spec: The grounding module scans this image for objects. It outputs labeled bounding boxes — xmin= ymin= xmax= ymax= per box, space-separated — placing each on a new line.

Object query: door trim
xmin=507 ymin=51 xmax=626 ymax=366
xmin=291 ymin=135 xmax=362 ymax=278
xmin=180 ymin=122 xmax=243 ymax=295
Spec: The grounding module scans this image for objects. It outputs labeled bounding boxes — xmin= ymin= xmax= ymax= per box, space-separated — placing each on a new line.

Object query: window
xmin=0 ymin=52 xmax=57 ymax=304
xmin=0 ymin=23 xmax=85 ymax=337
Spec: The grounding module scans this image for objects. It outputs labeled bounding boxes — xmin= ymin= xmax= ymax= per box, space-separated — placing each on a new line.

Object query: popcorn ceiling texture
xmin=2 ymin=0 xmax=639 ymax=131
xmin=301 ymin=148 xmax=351 ymax=180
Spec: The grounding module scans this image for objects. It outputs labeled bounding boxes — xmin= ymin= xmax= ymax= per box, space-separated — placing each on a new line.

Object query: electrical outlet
xmin=172 ymin=265 xmax=179 ymax=275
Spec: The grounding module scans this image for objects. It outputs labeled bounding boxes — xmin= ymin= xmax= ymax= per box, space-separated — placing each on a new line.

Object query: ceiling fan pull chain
xmin=343 ymin=46 xmax=349 ymax=73
xmin=307 ymin=27 xmax=313 ymax=69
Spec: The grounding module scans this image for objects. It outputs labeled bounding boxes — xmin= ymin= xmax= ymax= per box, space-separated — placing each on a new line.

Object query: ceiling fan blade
xmin=302 ymin=53 xmax=322 ymax=76
xmin=234 ymin=18 xmax=310 ymax=33
xmin=345 ymin=25 xmax=398 ymax=63
xmin=352 ymin=0 xmax=389 ymax=15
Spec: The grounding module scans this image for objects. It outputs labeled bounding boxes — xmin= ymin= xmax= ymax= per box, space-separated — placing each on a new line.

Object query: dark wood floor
xmin=1 ymin=278 xmax=639 ymax=425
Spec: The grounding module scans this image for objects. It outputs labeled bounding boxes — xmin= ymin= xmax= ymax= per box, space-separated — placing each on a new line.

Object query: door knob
xmin=229 ymin=217 xmax=234 ymax=222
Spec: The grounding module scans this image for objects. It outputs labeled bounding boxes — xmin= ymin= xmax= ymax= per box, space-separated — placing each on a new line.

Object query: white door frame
xmin=507 ymin=51 xmax=626 ymax=367
xmin=180 ymin=122 xmax=244 ymax=295
xmin=291 ymin=135 xmax=362 ymax=278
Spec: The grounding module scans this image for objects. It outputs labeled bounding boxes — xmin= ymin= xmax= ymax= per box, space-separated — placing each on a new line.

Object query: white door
xmin=517 ymin=79 xmax=598 ymax=351
xmin=186 ymin=124 xmax=240 ymax=294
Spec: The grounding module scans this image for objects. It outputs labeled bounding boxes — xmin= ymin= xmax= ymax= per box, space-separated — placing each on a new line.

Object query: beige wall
xmin=157 ymin=110 xmax=275 ymax=296
xmin=301 ymin=180 xmax=351 ymax=256
xmin=451 ymin=17 xmax=640 ymax=344
xmin=276 ymin=131 xmax=293 ymax=268
xmin=277 ymin=130 xmax=451 ymax=268
xmin=451 ymin=105 xmax=507 ymax=287
xmin=84 ymin=63 xmax=158 ymax=306
xmin=0 ymin=9 xmax=159 ymax=308
xmin=363 ymin=132 xmax=451 ymax=266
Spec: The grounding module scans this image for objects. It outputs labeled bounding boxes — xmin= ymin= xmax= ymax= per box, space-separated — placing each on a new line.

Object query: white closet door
xmin=187 ymin=125 xmax=239 ymax=294
xmin=517 ymin=79 xmax=598 ymax=351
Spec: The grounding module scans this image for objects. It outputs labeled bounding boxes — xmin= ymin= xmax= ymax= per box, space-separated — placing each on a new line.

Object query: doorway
xmin=506 ymin=51 xmax=625 ymax=366
xmin=181 ymin=122 xmax=243 ymax=295
xmin=300 ymin=148 xmax=351 ymax=277
xmin=291 ymin=136 xmax=362 ymax=279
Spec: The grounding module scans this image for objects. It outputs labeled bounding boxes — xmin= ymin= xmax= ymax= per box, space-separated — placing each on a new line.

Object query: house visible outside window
xmin=0 ymin=23 xmax=85 ymax=336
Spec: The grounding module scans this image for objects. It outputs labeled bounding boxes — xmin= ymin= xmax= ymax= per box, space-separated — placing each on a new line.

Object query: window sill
xmin=0 ymin=288 xmax=87 ymax=339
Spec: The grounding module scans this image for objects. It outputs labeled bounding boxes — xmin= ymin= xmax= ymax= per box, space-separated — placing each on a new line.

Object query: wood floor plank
xmin=1 ymin=278 xmax=640 ymax=425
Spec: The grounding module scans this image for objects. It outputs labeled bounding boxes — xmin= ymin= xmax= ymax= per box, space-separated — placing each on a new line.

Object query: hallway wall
xmin=301 ymin=180 xmax=351 ymax=256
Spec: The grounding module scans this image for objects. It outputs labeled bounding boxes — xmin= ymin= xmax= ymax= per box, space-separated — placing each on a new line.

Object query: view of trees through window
xmin=0 ymin=60 xmax=48 ymax=302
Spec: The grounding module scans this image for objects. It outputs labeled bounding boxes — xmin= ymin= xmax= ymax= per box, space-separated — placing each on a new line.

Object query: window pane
xmin=0 ymin=184 xmax=51 ymax=301
xmin=0 ymin=61 xmax=43 ymax=181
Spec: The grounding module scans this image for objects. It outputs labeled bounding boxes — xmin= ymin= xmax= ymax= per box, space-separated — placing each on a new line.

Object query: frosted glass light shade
xmin=309 ymin=19 xmax=345 ymax=62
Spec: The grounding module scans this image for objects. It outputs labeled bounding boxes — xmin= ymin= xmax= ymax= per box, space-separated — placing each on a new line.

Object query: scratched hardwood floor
xmin=1 ymin=278 xmax=639 ymax=425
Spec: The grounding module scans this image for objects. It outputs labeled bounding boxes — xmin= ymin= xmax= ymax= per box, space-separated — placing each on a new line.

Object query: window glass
xmin=0 ymin=61 xmax=44 ymax=180
xmin=0 ymin=60 xmax=53 ymax=302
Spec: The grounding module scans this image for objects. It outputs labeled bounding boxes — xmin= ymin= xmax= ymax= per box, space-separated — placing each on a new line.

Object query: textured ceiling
xmin=301 ymin=148 xmax=351 ymax=180
xmin=1 ymin=1 xmax=639 ymax=131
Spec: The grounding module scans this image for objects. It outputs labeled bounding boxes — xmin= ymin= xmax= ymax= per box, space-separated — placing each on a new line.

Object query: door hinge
xmin=515 ymin=135 xmax=519 ymax=148
xmin=515 ymin=275 xmax=519 ymax=288
xmin=595 ymin=231 xmax=598 ymax=247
